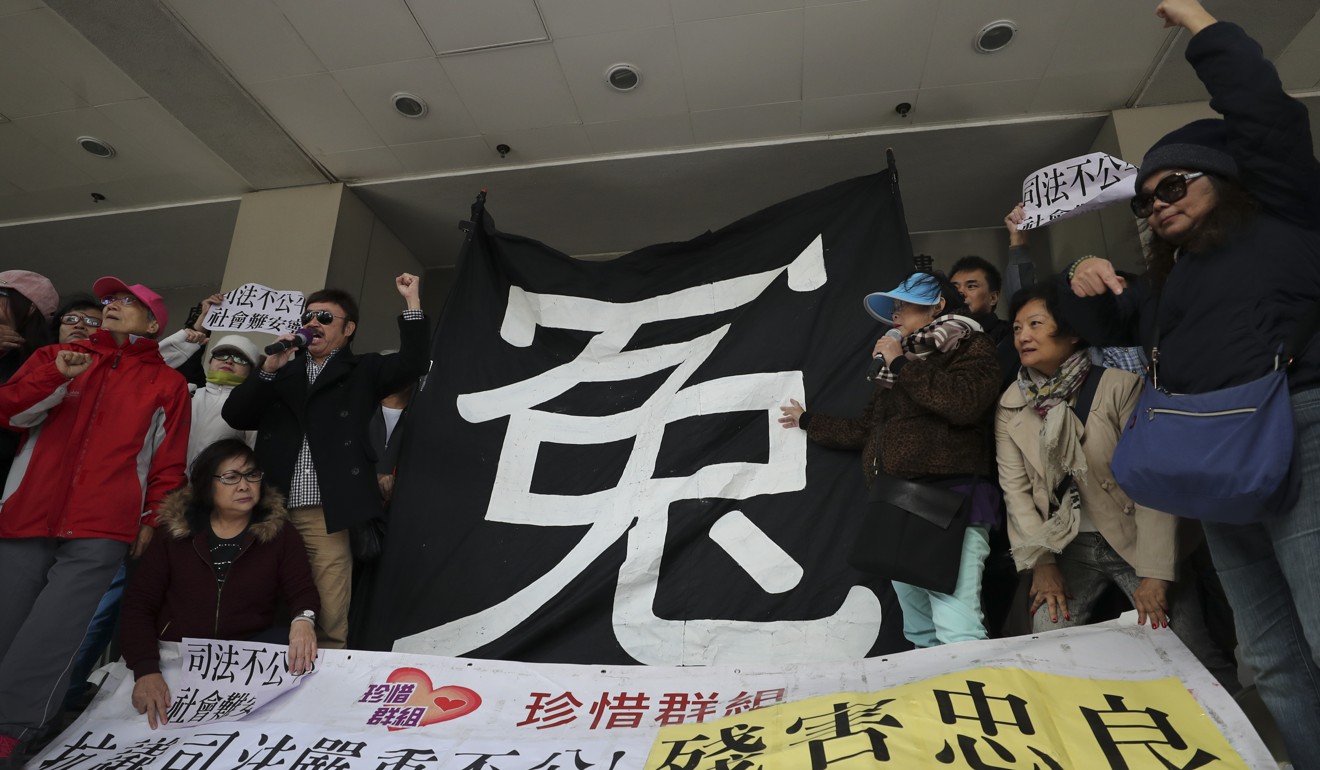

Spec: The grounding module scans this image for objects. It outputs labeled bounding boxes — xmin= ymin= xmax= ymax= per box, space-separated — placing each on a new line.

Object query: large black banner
xmin=365 ymin=172 xmax=914 ymax=664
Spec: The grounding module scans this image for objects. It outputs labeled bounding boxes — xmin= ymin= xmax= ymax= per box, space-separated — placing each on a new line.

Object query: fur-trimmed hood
xmin=154 ymin=487 xmax=290 ymax=543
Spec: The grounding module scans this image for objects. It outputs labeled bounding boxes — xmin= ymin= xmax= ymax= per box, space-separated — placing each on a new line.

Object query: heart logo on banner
xmin=385 ymin=667 xmax=482 ymax=729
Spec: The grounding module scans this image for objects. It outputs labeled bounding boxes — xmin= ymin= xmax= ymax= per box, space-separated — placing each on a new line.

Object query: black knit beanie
xmin=1134 ymin=118 xmax=1239 ymax=191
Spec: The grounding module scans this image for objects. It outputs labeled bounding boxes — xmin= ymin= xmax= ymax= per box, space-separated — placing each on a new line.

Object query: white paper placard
xmin=1018 ymin=152 xmax=1139 ymax=231
xmin=202 ymin=283 xmax=305 ymax=336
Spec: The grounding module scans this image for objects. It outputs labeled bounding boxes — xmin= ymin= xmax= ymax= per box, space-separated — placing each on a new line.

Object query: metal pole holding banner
xmin=886 ymin=147 xmax=916 ymax=273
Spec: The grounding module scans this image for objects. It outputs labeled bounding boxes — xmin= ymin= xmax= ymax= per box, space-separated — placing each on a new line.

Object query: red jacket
xmin=0 ymin=333 xmax=190 ymax=542
xmin=120 ymin=488 xmax=320 ymax=679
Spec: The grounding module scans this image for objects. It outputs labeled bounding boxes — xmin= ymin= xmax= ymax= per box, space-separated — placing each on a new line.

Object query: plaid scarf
xmin=1018 ymin=349 xmax=1091 ymax=417
xmin=874 ymin=314 xmax=981 ymax=389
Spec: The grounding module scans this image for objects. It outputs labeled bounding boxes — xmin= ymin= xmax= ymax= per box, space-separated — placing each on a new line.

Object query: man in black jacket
xmin=223 ymin=274 xmax=429 ymax=648
xmin=952 ymin=255 xmax=1018 ymax=389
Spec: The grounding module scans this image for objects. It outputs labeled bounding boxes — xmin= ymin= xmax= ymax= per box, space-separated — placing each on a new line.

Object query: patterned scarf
xmin=874 ymin=314 xmax=981 ymax=389
xmin=1010 ymin=350 xmax=1093 ymax=566
xmin=1019 ymin=349 xmax=1091 ymax=417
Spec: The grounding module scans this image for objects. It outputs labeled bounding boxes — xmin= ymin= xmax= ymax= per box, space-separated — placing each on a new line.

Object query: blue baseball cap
xmin=864 ymin=273 xmax=943 ymax=326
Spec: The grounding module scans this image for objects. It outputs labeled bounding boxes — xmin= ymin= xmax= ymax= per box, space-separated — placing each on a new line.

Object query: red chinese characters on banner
xmin=519 ymin=689 xmax=787 ymax=730
xmin=356 ymin=669 xmax=482 ymax=730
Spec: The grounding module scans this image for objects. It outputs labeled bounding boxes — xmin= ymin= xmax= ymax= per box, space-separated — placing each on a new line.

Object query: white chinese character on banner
xmin=394 ymin=236 xmax=883 ymax=664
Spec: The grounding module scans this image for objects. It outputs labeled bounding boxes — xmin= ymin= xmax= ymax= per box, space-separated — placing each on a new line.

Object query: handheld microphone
xmin=866 ymin=328 xmax=905 ymax=382
xmin=264 ymin=327 xmax=315 ymax=356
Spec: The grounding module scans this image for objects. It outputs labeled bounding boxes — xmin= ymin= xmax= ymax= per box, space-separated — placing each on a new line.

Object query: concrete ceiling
xmin=2 ymin=0 xmax=1319 ymax=292
xmin=353 ymin=115 xmax=1111 ymax=265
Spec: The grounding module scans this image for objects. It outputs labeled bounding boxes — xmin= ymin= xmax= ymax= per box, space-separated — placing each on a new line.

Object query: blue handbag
xmin=1111 ymin=302 xmax=1320 ymax=524
xmin=1111 ymin=366 xmax=1296 ymax=524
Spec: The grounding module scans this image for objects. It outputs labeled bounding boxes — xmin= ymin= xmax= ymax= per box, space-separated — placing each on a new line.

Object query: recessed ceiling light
xmin=975 ymin=20 xmax=1017 ymax=53
xmin=77 ymin=136 xmax=115 ymax=158
xmin=605 ymin=63 xmax=640 ymax=92
xmin=391 ymin=92 xmax=428 ymax=118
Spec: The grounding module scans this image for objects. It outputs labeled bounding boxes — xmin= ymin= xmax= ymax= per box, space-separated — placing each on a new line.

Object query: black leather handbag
xmin=848 ymin=475 xmax=971 ymax=594
xmin=349 ymin=516 xmax=387 ymax=562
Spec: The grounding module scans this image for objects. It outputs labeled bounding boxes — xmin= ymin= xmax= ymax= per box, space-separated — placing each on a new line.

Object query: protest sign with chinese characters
xmin=32 ymin=620 xmax=1272 ymax=770
xmin=162 ymin=639 xmax=313 ymax=728
xmin=644 ymin=670 xmax=1243 ymax=770
xmin=1018 ymin=152 xmax=1139 ymax=231
xmin=203 ymin=283 xmax=305 ymax=335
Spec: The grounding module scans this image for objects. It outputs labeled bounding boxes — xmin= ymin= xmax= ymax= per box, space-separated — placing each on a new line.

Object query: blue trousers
xmin=892 ymin=526 xmax=990 ymax=648
xmin=1203 ymin=387 xmax=1320 ymax=767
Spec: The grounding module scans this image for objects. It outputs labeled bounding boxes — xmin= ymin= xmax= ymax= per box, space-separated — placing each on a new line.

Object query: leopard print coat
xmin=805 ymin=333 xmax=1001 ymax=483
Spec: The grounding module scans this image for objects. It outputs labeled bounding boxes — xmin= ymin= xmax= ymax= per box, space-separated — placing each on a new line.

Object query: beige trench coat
xmin=995 ymin=366 xmax=1178 ymax=581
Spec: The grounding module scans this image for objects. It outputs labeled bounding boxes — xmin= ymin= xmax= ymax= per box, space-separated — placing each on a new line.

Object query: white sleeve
xmin=157 ymin=328 xmax=202 ymax=369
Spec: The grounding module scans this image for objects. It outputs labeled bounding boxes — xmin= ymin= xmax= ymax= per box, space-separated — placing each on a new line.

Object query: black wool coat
xmin=222 ymin=315 xmax=430 ymax=533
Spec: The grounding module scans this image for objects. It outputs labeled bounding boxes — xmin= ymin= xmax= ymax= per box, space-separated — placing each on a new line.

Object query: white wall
xmin=330 ymin=189 xmax=427 ymax=354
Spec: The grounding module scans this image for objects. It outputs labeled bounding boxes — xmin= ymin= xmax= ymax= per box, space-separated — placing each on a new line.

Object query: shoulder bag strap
xmin=1070 ymin=365 xmax=1106 ymax=427
xmin=1148 ymin=290 xmax=1164 ymax=389
xmin=1049 ymin=365 xmax=1107 ymax=503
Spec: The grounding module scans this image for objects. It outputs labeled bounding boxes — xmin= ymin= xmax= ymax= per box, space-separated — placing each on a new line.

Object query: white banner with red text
xmin=33 ymin=619 xmax=1271 ymax=770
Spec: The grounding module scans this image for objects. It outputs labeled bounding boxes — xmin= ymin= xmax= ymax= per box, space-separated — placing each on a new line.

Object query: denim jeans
xmin=1203 ymin=387 xmax=1320 ymax=767
xmin=1031 ymin=532 xmax=1240 ymax=692
xmin=893 ymin=526 xmax=990 ymax=648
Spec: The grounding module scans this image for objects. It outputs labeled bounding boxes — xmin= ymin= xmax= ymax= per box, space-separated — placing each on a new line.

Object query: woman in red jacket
xmin=120 ymin=439 xmax=321 ymax=729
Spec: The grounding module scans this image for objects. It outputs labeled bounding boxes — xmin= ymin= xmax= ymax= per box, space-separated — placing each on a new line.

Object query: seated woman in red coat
xmin=120 ymin=438 xmax=320 ymax=728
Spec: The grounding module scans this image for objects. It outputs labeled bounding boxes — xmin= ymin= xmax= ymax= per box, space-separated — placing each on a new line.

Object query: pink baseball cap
xmin=0 ymin=270 xmax=59 ymax=320
xmin=92 ymin=276 xmax=169 ymax=337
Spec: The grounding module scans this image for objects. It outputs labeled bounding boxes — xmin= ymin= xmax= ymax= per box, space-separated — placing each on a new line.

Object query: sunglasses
xmin=60 ymin=314 xmax=102 ymax=328
xmin=100 ymin=294 xmax=142 ymax=307
xmin=1130 ymin=172 xmax=1205 ymax=218
xmin=300 ymin=310 xmax=346 ymax=325
xmin=213 ymin=470 xmax=265 ymax=485
xmin=211 ymin=352 xmax=252 ymax=366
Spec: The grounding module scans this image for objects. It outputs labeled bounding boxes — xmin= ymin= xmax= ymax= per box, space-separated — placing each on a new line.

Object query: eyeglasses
xmin=100 ymin=294 xmax=142 ymax=307
xmin=300 ymin=310 xmax=346 ymax=325
xmin=213 ymin=470 xmax=265 ymax=485
xmin=1130 ymin=172 xmax=1206 ymax=218
xmin=211 ymin=352 xmax=251 ymax=366
xmin=60 ymin=314 xmax=102 ymax=328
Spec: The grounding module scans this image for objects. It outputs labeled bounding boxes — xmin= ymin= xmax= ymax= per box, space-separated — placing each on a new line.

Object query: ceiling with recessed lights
xmin=2 ymin=0 xmax=1319 ymax=293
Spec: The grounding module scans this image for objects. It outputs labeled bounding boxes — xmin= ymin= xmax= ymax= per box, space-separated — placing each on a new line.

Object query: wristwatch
xmin=292 ymin=609 xmax=316 ymax=625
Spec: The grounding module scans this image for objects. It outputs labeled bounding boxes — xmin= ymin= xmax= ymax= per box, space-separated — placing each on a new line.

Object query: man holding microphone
xmin=223 ymin=274 xmax=429 ymax=648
